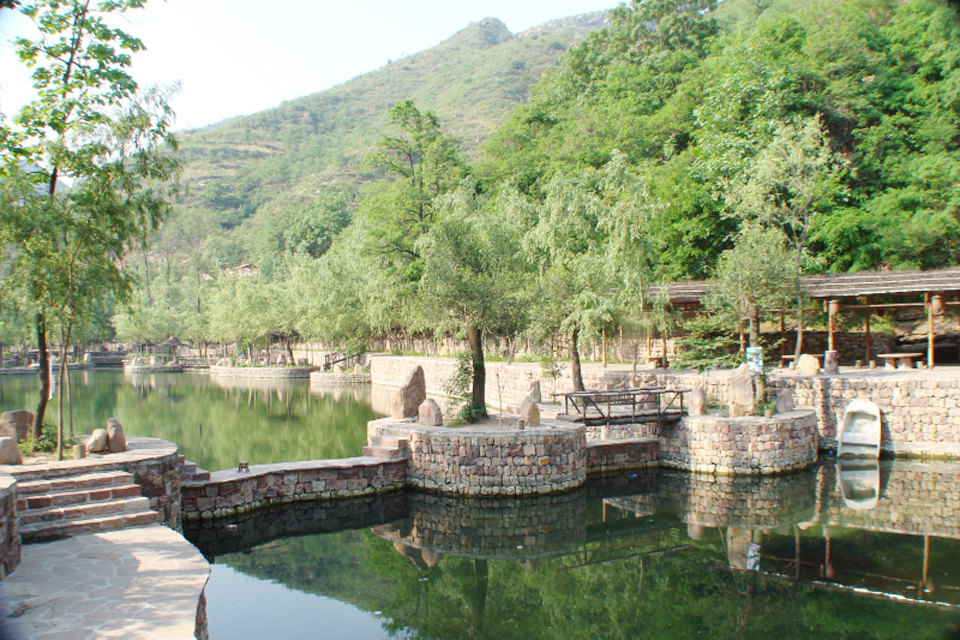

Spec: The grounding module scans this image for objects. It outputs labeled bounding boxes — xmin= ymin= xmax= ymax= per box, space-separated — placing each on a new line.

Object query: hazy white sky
xmin=0 ymin=0 xmax=618 ymax=131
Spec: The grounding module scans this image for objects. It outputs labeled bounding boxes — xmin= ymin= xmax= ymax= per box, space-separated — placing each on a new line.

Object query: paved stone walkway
xmin=0 ymin=524 xmax=209 ymax=639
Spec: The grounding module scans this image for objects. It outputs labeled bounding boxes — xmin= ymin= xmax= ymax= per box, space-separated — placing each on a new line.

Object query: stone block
xmin=0 ymin=410 xmax=32 ymax=443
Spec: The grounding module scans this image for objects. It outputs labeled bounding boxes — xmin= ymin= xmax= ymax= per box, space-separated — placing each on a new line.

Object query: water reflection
xmin=191 ymin=459 xmax=960 ymax=639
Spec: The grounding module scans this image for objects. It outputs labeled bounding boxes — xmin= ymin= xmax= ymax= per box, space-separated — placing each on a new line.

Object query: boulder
xmin=775 ymin=388 xmax=795 ymax=414
xmin=520 ymin=400 xmax=541 ymax=427
xmin=86 ymin=428 xmax=109 ymax=453
xmin=391 ymin=366 xmax=426 ymax=419
xmin=332 ymin=364 xmax=343 ymax=374
xmin=823 ymin=350 xmax=840 ymax=374
xmin=106 ymin=417 xmax=127 ymax=453
xmin=417 ymin=398 xmax=443 ymax=426
xmin=687 ymin=387 xmax=707 ymax=416
xmin=83 ymin=352 xmax=94 ymax=363
xmin=0 ymin=410 xmax=33 ymax=442
xmin=148 ymin=356 xmax=160 ymax=366
xmin=297 ymin=358 xmax=308 ymax=366
xmin=353 ymin=363 xmax=364 ymax=374
xmin=0 ymin=437 xmax=21 ymax=465
xmin=728 ymin=364 xmax=755 ymax=417
xmin=278 ymin=354 xmax=288 ymax=365
xmin=796 ymin=354 xmax=820 ymax=376
xmin=527 ymin=380 xmax=542 ymax=404
xmin=216 ymin=357 xmax=231 ymax=367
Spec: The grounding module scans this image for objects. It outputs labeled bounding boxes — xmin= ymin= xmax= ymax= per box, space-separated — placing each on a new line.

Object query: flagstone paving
xmin=0 ymin=523 xmax=209 ymax=639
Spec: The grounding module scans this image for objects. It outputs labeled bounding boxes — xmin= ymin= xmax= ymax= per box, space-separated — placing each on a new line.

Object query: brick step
xmin=18 ymin=483 xmax=142 ymax=511
xmin=20 ymin=510 xmax=160 ymax=542
xmin=19 ymin=496 xmax=151 ymax=526
xmin=362 ymin=445 xmax=408 ymax=460
xmin=179 ymin=459 xmax=210 ymax=482
xmin=368 ymin=435 xmax=409 ymax=450
xmin=17 ymin=470 xmax=134 ymax=497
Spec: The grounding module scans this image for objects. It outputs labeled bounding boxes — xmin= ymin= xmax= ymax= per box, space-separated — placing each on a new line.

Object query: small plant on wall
xmin=444 ymin=352 xmax=484 ymax=424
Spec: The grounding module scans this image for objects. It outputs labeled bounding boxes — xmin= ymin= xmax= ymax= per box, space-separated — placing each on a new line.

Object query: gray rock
xmin=86 ymin=428 xmax=109 ymax=453
xmin=527 ymin=380 xmax=542 ymax=404
xmin=823 ymin=350 xmax=839 ymax=374
xmin=796 ymin=354 xmax=820 ymax=376
xmin=353 ymin=363 xmax=364 ymax=374
xmin=728 ymin=364 xmax=755 ymax=417
xmin=0 ymin=437 xmax=21 ymax=465
xmin=687 ymin=387 xmax=707 ymax=416
xmin=775 ymin=388 xmax=795 ymax=413
xmin=0 ymin=410 xmax=33 ymax=442
xmin=106 ymin=417 xmax=127 ymax=453
xmin=520 ymin=400 xmax=541 ymax=427
xmin=417 ymin=398 xmax=443 ymax=426
xmin=391 ymin=366 xmax=426 ymax=419
xmin=83 ymin=352 xmax=93 ymax=363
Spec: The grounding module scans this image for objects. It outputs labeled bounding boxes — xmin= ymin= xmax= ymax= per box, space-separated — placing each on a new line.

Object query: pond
xmin=186 ymin=461 xmax=960 ymax=640
xmin=0 ymin=370 xmax=378 ymax=471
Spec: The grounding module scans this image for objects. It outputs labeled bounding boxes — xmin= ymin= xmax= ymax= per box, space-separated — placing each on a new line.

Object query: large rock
xmin=823 ymin=350 xmax=839 ymax=374
xmin=353 ymin=363 xmax=364 ymax=374
xmin=86 ymin=428 xmax=109 ymax=453
xmin=775 ymin=388 xmax=795 ymax=414
xmin=391 ymin=366 xmax=426 ymax=419
xmin=417 ymin=398 xmax=443 ymax=426
xmin=796 ymin=354 xmax=820 ymax=376
xmin=0 ymin=437 xmax=21 ymax=465
xmin=728 ymin=364 xmax=755 ymax=417
xmin=520 ymin=400 xmax=540 ymax=427
xmin=83 ymin=352 xmax=94 ymax=363
xmin=106 ymin=417 xmax=127 ymax=453
xmin=687 ymin=387 xmax=707 ymax=416
xmin=0 ymin=410 xmax=33 ymax=442
xmin=527 ymin=380 xmax=542 ymax=404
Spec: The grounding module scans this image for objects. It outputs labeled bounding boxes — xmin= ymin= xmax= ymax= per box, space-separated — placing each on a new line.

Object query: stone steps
xmin=16 ymin=469 xmax=159 ymax=542
xmin=178 ymin=457 xmax=210 ymax=482
xmin=363 ymin=435 xmax=410 ymax=460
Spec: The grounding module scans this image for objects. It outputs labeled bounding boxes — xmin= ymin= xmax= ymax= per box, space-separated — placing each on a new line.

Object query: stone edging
xmin=0 ymin=437 xmax=183 ymax=529
xmin=124 ymin=364 xmax=184 ymax=374
xmin=310 ymin=371 xmax=371 ymax=384
xmin=209 ymin=364 xmax=319 ymax=379
xmin=181 ymin=456 xmax=405 ymax=520
xmin=0 ymin=474 xmax=19 ymax=580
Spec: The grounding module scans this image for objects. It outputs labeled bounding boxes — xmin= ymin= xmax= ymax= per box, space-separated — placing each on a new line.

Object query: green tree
xmin=0 ymin=0 xmax=178 ymax=447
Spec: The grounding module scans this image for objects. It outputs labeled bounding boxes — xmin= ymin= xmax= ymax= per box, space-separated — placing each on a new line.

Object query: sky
xmin=0 ymin=0 xmax=619 ymax=132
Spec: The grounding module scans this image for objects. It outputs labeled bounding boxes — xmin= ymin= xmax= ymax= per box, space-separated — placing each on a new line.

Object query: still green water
xmin=188 ymin=463 xmax=960 ymax=640
xmin=0 ymin=370 xmax=377 ymax=471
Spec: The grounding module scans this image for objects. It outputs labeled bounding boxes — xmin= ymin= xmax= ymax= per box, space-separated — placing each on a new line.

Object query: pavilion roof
xmin=654 ymin=266 xmax=960 ymax=305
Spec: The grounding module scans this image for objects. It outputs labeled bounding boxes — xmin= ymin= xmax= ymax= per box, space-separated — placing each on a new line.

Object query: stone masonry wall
xmin=209 ymin=365 xmax=319 ymax=379
xmin=769 ymin=371 xmax=960 ymax=457
xmin=660 ymin=410 xmax=818 ymax=475
xmin=0 ymin=475 xmax=19 ymax=580
xmin=181 ymin=457 xmax=405 ymax=520
xmin=371 ymin=419 xmax=586 ymax=496
xmin=586 ymin=438 xmax=659 ymax=474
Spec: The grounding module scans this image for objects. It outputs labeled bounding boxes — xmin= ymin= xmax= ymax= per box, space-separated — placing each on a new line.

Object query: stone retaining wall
xmin=209 ymin=365 xmax=319 ymax=379
xmin=180 ymin=457 xmax=405 ymax=520
xmin=2 ymin=437 xmax=182 ymax=530
xmin=123 ymin=364 xmax=183 ymax=374
xmin=586 ymin=438 xmax=659 ymax=474
xmin=370 ymin=418 xmax=586 ymax=496
xmin=310 ymin=371 xmax=371 ymax=385
xmin=0 ymin=474 xmax=19 ymax=580
xmin=660 ymin=411 xmax=818 ymax=475
xmin=769 ymin=371 xmax=960 ymax=457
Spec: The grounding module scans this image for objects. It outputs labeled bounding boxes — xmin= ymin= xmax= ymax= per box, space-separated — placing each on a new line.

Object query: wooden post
xmin=602 ymin=327 xmax=607 ymax=368
xmin=780 ymin=311 xmax=786 ymax=359
xmin=828 ymin=300 xmax=837 ymax=352
xmin=864 ymin=296 xmax=872 ymax=361
xmin=927 ymin=292 xmax=934 ymax=369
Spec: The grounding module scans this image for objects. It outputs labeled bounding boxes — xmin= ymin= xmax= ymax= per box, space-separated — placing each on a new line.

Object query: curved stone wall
xmin=209 ymin=365 xmax=318 ymax=379
xmin=371 ymin=418 xmax=586 ymax=496
xmin=0 ymin=474 xmax=19 ymax=579
xmin=660 ymin=410 xmax=818 ymax=475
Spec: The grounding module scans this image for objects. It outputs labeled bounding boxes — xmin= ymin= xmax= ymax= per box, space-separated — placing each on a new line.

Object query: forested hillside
xmin=116 ymin=0 xmax=960 ymax=403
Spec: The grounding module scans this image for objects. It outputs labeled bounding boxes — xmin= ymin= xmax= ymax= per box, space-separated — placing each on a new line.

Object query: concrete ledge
xmin=181 ymin=456 xmax=406 ymax=521
xmin=586 ymin=438 xmax=659 ymax=474
xmin=209 ymin=364 xmax=318 ymax=379
xmin=0 ymin=523 xmax=209 ymax=639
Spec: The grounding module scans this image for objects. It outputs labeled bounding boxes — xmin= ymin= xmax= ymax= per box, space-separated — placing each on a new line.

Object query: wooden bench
xmin=876 ymin=352 xmax=923 ymax=369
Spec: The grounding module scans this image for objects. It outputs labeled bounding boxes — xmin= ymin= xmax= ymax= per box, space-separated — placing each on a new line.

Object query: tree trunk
xmin=34 ymin=313 xmax=49 ymax=441
xmin=749 ymin=305 xmax=761 ymax=347
xmin=286 ymin=339 xmax=295 ymax=364
xmin=793 ymin=305 xmax=805 ymax=359
xmin=466 ymin=323 xmax=487 ymax=417
xmin=570 ymin=326 xmax=584 ymax=391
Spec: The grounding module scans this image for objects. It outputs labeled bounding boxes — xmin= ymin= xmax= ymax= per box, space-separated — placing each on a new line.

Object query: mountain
xmin=170 ymin=12 xmax=609 ymax=260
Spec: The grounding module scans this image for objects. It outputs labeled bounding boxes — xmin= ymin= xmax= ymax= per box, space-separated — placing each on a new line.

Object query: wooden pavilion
xmin=655 ymin=266 xmax=960 ymax=368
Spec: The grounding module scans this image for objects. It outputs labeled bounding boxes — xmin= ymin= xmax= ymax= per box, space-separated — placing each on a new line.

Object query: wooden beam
xmin=927 ymin=292 xmax=934 ymax=369
xmin=865 ymin=296 xmax=872 ymax=362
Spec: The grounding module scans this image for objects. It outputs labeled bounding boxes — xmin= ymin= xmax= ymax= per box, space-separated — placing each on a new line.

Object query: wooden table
xmin=877 ymin=352 xmax=923 ymax=369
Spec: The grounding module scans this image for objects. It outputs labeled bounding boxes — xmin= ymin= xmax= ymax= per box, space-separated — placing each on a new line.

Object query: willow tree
xmin=0 ymin=0 xmax=179 ymax=448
